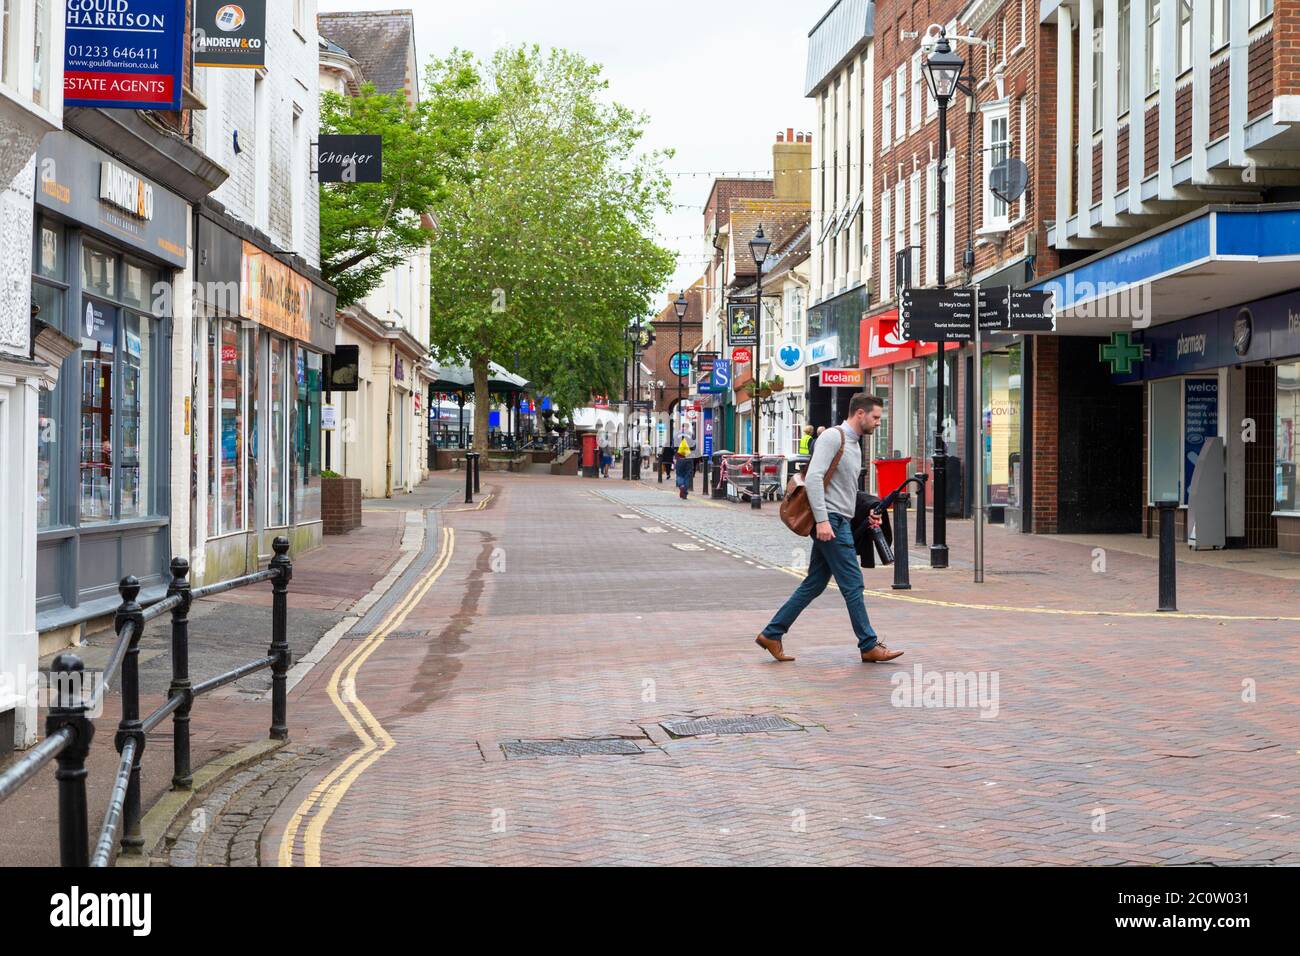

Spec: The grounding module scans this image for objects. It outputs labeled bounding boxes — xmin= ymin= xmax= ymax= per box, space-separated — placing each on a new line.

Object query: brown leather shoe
xmin=755 ymin=635 xmax=795 ymax=662
xmin=861 ymin=642 xmax=904 ymax=663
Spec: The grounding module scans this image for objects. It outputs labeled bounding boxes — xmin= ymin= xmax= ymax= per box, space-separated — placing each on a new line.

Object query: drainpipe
xmin=385 ymin=346 xmax=394 ymax=498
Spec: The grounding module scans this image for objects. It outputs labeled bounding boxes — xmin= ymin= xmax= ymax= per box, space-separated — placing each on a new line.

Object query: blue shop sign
xmin=1114 ymin=288 xmax=1300 ymax=383
xmin=64 ymin=0 xmax=187 ymax=111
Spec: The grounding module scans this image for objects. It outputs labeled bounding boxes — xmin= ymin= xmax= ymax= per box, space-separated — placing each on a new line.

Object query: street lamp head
xmin=674 ymin=291 xmax=689 ymax=320
xmin=749 ymin=224 xmax=771 ymax=268
xmin=924 ymin=32 xmax=965 ymax=104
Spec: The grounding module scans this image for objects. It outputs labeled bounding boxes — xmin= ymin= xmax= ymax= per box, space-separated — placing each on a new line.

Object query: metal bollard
xmin=269 ymin=537 xmax=293 ymax=739
xmin=1157 ymin=500 xmax=1177 ymax=612
xmin=167 ymin=558 xmax=194 ymax=789
xmin=892 ymin=494 xmax=912 ymax=591
xmin=463 ymin=454 xmax=473 ymax=503
xmin=751 ymin=455 xmax=762 ymax=510
xmin=915 ymin=487 xmax=927 ymax=545
xmin=113 ymin=576 xmax=146 ymax=854
xmin=622 ymin=449 xmax=630 ymax=480
xmin=472 ymin=452 xmax=481 ymax=494
xmin=702 ymin=457 xmax=711 ymax=495
xmin=657 ymin=452 xmax=663 ymax=483
xmin=48 ymin=653 xmax=93 ymax=868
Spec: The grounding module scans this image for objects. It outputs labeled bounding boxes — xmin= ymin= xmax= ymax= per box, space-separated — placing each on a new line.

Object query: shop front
xmin=1112 ymin=289 xmax=1300 ymax=551
xmin=194 ymin=202 xmax=336 ymax=586
xmin=31 ymin=131 xmax=189 ymax=627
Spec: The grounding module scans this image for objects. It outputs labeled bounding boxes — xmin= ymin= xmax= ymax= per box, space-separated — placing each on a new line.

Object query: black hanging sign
xmin=898 ymin=288 xmax=975 ymax=343
xmin=317 ymin=135 xmax=384 ymax=183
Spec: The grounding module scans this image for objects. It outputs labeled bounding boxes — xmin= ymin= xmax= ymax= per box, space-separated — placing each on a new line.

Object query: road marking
xmin=445 ymin=493 xmax=493 ymax=513
xmin=277 ymin=527 xmax=455 ymax=867
xmin=774 ymin=566 xmax=1300 ymax=621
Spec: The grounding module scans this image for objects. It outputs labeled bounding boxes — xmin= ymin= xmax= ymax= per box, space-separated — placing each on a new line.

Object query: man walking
xmin=755 ymin=393 xmax=903 ymax=664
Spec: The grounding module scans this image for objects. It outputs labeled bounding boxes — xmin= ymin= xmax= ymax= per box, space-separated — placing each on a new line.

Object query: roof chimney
xmin=773 ymin=124 xmax=813 ymax=201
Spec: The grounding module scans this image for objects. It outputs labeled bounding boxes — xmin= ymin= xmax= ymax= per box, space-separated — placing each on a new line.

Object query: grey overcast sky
xmin=317 ymin=0 xmax=817 ymax=307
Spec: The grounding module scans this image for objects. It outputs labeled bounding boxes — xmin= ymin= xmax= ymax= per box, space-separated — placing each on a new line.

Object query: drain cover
xmin=660 ymin=715 xmax=801 ymax=737
xmin=501 ymin=738 xmax=644 ymax=758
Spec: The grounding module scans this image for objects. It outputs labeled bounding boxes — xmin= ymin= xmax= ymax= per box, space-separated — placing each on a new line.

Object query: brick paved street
xmin=251 ymin=471 xmax=1300 ymax=866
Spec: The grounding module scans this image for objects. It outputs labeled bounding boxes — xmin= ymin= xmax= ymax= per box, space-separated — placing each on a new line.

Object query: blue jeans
xmin=761 ymin=513 xmax=879 ymax=652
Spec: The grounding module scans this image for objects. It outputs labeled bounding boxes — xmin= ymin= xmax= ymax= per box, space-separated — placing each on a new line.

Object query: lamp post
xmin=749 ymin=224 xmax=771 ymax=510
xmin=922 ymin=28 xmax=964 ymax=569
xmin=674 ymin=290 xmax=688 ymax=449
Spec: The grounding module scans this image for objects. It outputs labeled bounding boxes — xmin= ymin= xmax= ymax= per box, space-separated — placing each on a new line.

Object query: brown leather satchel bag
xmin=779 ymin=429 xmax=845 ymax=536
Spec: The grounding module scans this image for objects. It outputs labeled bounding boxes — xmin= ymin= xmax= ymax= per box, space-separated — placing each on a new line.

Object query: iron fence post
xmin=113 ymin=576 xmax=146 ymax=855
xmin=269 ymin=537 xmax=293 ymax=740
xmin=47 ymin=653 xmax=94 ymax=867
xmin=167 ymin=557 xmax=194 ymax=789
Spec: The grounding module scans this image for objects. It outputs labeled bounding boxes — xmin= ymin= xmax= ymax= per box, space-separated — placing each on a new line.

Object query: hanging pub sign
xmin=727 ymin=301 xmax=759 ymax=347
xmin=194 ymin=0 xmax=267 ymax=69
xmin=324 ymin=345 xmax=360 ymax=392
xmin=64 ymin=0 xmax=187 ymax=111
xmin=317 ymin=135 xmax=384 ymax=183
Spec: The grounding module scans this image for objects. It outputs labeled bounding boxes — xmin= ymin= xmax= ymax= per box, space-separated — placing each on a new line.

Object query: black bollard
xmin=167 ymin=557 xmax=194 ymax=789
xmin=702 ymin=456 xmax=711 ymax=495
xmin=915 ymin=486 xmax=927 ymax=545
xmin=892 ymin=494 xmax=912 ymax=591
xmin=113 ymin=576 xmax=146 ymax=854
xmin=269 ymin=537 xmax=293 ymax=740
xmin=1157 ymin=500 xmax=1177 ymax=612
xmin=472 ymin=452 xmax=481 ymax=494
xmin=464 ymin=454 xmax=473 ymax=503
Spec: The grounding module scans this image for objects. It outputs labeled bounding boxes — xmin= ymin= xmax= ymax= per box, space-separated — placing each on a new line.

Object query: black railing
xmin=0 ymin=538 xmax=293 ymax=867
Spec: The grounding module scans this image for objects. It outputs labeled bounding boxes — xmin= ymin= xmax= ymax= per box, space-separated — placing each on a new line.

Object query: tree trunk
xmin=472 ymin=355 xmax=490 ymax=453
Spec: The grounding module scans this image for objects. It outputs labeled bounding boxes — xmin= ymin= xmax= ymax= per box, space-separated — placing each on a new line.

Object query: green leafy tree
xmin=425 ymin=46 xmax=676 ymax=449
xmin=319 ymin=62 xmax=496 ymax=306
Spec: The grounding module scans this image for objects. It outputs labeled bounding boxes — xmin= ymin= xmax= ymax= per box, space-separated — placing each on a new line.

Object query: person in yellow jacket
xmin=798 ymin=425 xmax=813 ymax=456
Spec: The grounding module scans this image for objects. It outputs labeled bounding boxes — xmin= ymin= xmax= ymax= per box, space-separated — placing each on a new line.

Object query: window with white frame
xmin=786 ymin=285 xmax=805 ymax=345
xmin=909 ymin=170 xmax=922 ymax=287
xmin=983 ymin=105 xmax=1010 ymax=229
xmin=1001 ymin=15 xmax=1008 ymax=65
xmin=945 ymin=149 xmax=956 ymax=279
xmin=1177 ymin=0 xmax=1191 ymax=76
xmin=925 ymin=163 xmax=938 ymax=286
xmin=1251 ymin=0 xmax=1273 ymax=24
xmin=1093 ymin=4 xmax=1104 ymax=131
xmin=911 ymin=52 xmax=923 ymax=130
xmin=1119 ymin=0 xmax=1132 ymax=114
xmin=880 ymin=187 xmax=892 ymax=299
xmin=894 ymin=186 xmax=906 ymax=293
xmin=882 ymin=75 xmax=893 ymax=151
xmin=1018 ymin=97 xmax=1028 ymax=222
xmin=1211 ymin=0 xmax=1229 ymax=49
xmin=1147 ymin=0 xmax=1161 ymax=93
xmin=895 ymin=64 xmax=907 ymax=139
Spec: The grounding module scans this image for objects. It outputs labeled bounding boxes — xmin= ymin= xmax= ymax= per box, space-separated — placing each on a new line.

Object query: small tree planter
xmin=322 ymin=477 xmax=362 ymax=535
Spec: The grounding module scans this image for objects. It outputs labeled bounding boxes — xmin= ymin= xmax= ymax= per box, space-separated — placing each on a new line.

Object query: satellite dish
xmin=989 ymin=157 xmax=1029 ymax=204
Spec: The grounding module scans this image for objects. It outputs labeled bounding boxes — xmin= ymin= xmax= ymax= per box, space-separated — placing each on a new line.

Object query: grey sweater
xmin=805 ymin=423 xmax=861 ymax=522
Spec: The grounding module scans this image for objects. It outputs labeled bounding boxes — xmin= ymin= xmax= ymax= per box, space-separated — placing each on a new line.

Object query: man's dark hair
xmin=848 ymin=393 xmax=884 ymax=416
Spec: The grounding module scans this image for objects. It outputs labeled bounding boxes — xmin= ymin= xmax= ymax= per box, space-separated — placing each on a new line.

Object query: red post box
xmin=873 ymin=457 xmax=911 ymax=497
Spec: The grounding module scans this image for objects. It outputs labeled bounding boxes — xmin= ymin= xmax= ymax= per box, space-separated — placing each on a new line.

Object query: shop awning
xmin=1031 ymin=203 xmax=1300 ymax=335
xmin=428 ymin=361 xmax=531 ymax=393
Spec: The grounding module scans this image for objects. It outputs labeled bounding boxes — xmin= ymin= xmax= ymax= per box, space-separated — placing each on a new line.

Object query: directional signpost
xmin=899 ymin=288 xmax=975 ymax=342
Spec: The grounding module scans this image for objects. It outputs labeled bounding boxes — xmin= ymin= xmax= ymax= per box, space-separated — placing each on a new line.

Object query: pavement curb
xmin=115 ymin=737 xmax=286 ymax=867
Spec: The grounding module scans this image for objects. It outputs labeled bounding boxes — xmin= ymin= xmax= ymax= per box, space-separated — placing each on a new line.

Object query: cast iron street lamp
xmin=922 ymin=28 xmax=965 ymax=569
xmin=749 ymin=224 xmax=771 ymax=510
xmin=674 ymin=290 xmax=688 ymax=448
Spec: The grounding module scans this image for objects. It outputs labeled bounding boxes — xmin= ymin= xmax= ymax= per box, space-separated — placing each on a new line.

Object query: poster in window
xmin=1184 ymin=378 xmax=1218 ymax=505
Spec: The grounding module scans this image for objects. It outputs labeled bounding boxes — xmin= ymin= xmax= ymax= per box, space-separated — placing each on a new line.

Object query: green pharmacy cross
xmin=1100 ymin=332 xmax=1143 ymax=374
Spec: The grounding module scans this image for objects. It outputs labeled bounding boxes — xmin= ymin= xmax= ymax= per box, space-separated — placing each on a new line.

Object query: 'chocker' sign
xmin=317 ymin=134 xmax=383 ymax=183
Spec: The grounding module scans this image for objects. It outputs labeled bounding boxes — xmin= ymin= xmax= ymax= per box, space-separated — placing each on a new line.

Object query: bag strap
xmin=822 ymin=427 xmax=846 ymax=489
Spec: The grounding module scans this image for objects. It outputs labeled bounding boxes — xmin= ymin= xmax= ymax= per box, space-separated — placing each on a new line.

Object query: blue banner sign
xmin=65 ymin=0 xmax=186 ymax=111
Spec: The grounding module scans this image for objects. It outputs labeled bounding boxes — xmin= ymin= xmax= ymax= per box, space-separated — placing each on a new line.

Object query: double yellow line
xmin=277 ymin=526 xmax=456 ymax=867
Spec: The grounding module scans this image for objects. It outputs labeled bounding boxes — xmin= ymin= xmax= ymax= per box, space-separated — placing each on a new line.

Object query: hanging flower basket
xmin=770 ymin=377 xmax=785 ymax=392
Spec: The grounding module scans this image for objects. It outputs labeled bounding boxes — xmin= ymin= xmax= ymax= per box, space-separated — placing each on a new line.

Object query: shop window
xmin=118 ymin=310 xmax=155 ymax=518
xmin=925 ymin=355 xmax=958 ymax=458
xmin=210 ymin=318 xmax=245 ymax=535
xmin=82 ymin=243 xmax=116 ymax=300
xmin=872 ymin=375 xmax=891 ymax=462
xmin=247 ymin=329 xmax=260 ymax=527
xmin=269 ymin=338 xmax=289 ymax=527
xmin=33 ymin=276 xmax=65 ymax=529
xmin=983 ymin=346 xmax=1023 ymax=508
xmin=1276 ymin=362 xmax=1300 ymax=512
xmin=294 ymin=348 xmax=322 ymax=523
xmin=1149 ymin=378 xmax=1182 ymax=503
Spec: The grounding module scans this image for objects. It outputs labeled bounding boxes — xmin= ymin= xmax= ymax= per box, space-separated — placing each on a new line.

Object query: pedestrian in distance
xmin=675 ymin=451 xmax=693 ymax=499
xmin=755 ymin=393 xmax=904 ymax=664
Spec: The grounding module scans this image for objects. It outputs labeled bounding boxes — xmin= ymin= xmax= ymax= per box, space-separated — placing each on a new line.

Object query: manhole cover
xmin=501 ymin=738 xmax=644 ymax=758
xmin=660 ymin=715 xmax=801 ymax=737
